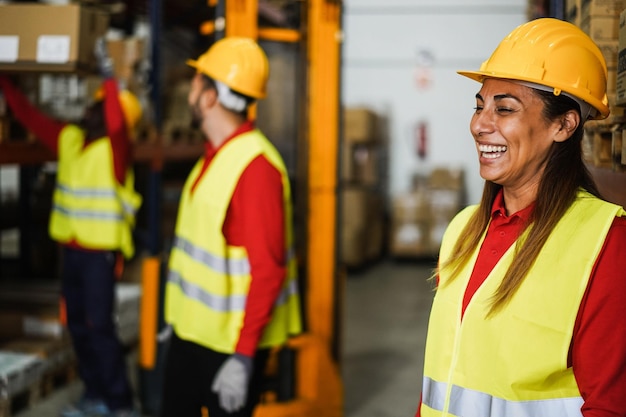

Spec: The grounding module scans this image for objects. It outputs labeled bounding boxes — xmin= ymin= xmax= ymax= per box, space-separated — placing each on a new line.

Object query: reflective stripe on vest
xmin=422 ymin=376 xmax=583 ymax=417
xmin=421 ymin=191 xmax=625 ymax=417
xmin=165 ymin=129 xmax=302 ymax=353
xmin=172 ymin=235 xmax=251 ymax=276
xmin=167 ymin=267 xmax=299 ymax=313
xmin=49 ymin=125 xmax=141 ymax=258
xmin=54 ymin=184 xmax=137 ymax=218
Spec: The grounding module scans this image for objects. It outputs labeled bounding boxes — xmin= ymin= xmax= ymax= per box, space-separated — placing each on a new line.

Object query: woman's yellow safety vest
xmin=49 ymin=125 xmax=141 ymax=259
xmin=421 ymin=191 xmax=624 ymax=417
xmin=165 ymin=129 xmax=302 ymax=354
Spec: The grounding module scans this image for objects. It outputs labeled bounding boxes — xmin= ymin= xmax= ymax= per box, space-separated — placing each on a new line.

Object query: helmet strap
xmin=215 ymin=81 xmax=247 ymax=113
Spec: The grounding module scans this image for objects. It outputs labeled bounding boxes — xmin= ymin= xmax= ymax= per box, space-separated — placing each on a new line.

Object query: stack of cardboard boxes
xmin=389 ymin=167 xmax=464 ymax=258
xmin=566 ymin=0 xmax=626 ymax=171
xmin=340 ymin=107 xmax=387 ymax=268
xmin=0 ymin=3 xmax=151 ymax=138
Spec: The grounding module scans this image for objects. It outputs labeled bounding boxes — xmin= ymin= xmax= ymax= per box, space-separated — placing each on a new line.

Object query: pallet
xmin=0 ymin=378 xmax=41 ymax=417
xmin=0 ymin=357 xmax=77 ymax=417
xmin=0 ymin=352 xmax=43 ymax=417
xmin=0 ymin=339 xmax=78 ymax=416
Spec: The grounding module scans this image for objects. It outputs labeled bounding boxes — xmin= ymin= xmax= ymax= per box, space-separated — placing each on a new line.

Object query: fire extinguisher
xmin=416 ymin=120 xmax=428 ymax=160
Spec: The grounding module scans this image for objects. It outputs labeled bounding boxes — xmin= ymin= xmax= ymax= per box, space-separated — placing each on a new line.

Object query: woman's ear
xmin=554 ymin=109 xmax=580 ymax=143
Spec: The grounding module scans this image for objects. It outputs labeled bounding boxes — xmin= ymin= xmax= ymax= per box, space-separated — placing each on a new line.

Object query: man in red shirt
xmin=160 ymin=37 xmax=302 ymax=417
xmin=0 ymin=39 xmax=142 ymax=417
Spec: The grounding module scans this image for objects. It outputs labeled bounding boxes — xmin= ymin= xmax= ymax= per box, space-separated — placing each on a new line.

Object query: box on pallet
xmin=0 ymin=3 xmax=109 ymax=73
xmin=340 ymin=186 xmax=385 ymax=267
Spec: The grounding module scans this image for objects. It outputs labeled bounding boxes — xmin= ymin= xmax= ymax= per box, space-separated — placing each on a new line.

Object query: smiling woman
xmin=416 ymin=18 xmax=626 ymax=417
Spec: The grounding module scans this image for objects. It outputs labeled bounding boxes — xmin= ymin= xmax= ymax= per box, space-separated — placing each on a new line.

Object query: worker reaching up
xmin=160 ymin=37 xmax=302 ymax=417
xmin=0 ymin=38 xmax=142 ymax=417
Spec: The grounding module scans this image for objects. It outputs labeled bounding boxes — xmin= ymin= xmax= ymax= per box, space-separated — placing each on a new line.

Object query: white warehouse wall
xmin=342 ymin=0 xmax=527 ymax=205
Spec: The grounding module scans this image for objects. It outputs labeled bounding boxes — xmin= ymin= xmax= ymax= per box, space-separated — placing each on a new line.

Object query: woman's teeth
xmin=478 ymin=144 xmax=507 ymax=159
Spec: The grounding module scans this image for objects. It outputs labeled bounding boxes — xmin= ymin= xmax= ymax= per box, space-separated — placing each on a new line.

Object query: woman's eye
xmin=473 ymin=106 xmax=483 ymax=112
xmin=496 ymin=107 xmax=513 ymax=114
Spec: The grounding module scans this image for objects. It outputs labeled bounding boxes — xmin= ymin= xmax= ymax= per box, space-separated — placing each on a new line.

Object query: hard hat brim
xmin=456 ymin=70 xmax=609 ymax=120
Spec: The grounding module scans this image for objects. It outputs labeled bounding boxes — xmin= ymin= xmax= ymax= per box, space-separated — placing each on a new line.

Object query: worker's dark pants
xmin=160 ymin=332 xmax=270 ymax=417
xmin=61 ymin=246 xmax=133 ymax=411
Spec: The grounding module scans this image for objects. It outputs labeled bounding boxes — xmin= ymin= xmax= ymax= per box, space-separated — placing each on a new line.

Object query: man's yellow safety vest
xmin=49 ymin=125 xmax=141 ymax=259
xmin=421 ymin=190 xmax=624 ymax=417
xmin=165 ymin=129 xmax=302 ymax=354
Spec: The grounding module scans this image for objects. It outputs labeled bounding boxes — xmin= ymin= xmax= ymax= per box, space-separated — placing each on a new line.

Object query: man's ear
xmin=554 ymin=109 xmax=580 ymax=143
xmin=199 ymin=87 xmax=218 ymax=110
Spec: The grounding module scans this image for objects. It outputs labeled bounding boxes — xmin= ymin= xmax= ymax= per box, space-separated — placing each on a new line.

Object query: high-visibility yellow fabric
xmin=49 ymin=125 xmax=141 ymax=259
xmin=421 ymin=191 xmax=624 ymax=417
xmin=165 ymin=129 xmax=301 ymax=354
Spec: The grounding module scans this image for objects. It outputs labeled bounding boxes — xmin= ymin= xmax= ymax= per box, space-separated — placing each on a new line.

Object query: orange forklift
xmin=137 ymin=1 xmax=345 ymax=416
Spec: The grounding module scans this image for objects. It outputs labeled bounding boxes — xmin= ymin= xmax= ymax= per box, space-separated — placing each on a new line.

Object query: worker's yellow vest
xmin=49 ymin=125 xmax=141 ymax=259
xmin=421 ymin=190 xmax=624 ymax=417
xmin=165 ymin=129 xmax=302 ymax=354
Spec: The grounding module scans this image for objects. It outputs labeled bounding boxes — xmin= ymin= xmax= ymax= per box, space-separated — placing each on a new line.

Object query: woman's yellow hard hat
xmin=187 ymin=37 xmax=269 ymax=99
xmin=94 ymin=87 xmax=143 ymax=129
xmin=458 ymin=18 xmax=609 ymax=120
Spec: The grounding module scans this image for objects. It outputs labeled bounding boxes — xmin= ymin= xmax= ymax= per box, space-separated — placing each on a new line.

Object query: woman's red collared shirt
xmin=416 ymin=191 xmax=626 ymax=417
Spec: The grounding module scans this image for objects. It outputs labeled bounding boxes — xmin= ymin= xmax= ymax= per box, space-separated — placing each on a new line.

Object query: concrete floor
xmin=342 ymin=259 xmax=435 ymax=417
xmin=13 ymin=258 xmax=436 ymax=417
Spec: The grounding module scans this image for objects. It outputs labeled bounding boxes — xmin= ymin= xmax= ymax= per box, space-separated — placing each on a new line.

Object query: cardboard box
xmin=389 ymin=220 xmax=432 ymax=257
xmin=581 ymin=0 xmax=624 ymax=17
xmin=0 ymin=4 xmax=109 ymax=73
xmin=593 ymin=129 xmax=613 ymax=167
xmin=341 ymin=142 xmax=380 ymax=185
xmin=616 ymin=9 xmax=626 ymax=105
xmin=612 ymin=127 xmax=624 ymax=168
xmin=428 ymin=167 xmax=464 ymax=191
xmin=622 ymin=127 xmax=626 ymax=164
xmin=106 ymin=37 xmax=146 ymax=84
xmin=343 ymin=107 xmax=379 ymax=143
xmin=581 ymin=15 xmax=619 ymax=41
xmin=596 ymin=40 xmax=619 ymax=69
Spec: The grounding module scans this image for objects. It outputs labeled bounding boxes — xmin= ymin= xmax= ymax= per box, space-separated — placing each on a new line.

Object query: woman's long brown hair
xmin=438 ymin=89 xmax=602 ymax=316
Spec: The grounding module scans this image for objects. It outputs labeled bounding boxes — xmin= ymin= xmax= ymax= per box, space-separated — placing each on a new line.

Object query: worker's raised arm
xmin=95 ymin=37 xmax=132 ymax=184
xmin=0 ymin=75 xmax=66 ymax=155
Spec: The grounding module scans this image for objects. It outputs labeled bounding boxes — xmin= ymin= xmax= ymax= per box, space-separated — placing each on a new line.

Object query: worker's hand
xmin=94 ymin=37 xmax=114 ymax=79
xmin=211 ymin=354 xmax=253 ymax=413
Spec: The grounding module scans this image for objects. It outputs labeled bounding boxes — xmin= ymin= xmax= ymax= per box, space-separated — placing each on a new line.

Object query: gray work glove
xmin=211 ymin=354 xmax=253 ymax=413
xmin=94 ymin=37 xmax=114 ymax=79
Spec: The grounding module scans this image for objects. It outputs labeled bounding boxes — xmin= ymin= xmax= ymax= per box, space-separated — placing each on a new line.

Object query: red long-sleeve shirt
xmin=416 ymin=191 xmax=626 ymax=417
xmin=190 ymin=121 xmax=287 ymax=358
xmin=0 ymin=76 xmax=130 ymax=184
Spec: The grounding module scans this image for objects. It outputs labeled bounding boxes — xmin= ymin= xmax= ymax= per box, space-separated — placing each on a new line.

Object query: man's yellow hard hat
xmin=187 ymin=37 xmax=269 ymax=99
xmin=458 ymin=18 xmax=609 ymax=120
